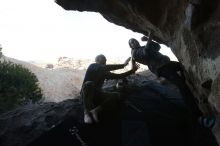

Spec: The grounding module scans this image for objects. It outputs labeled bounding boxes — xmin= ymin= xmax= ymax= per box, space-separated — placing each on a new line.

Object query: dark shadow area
xmin=28 ymin=79 xmax=218 ymax=146
xmin=202 ymin=79 xmax=213 ymax=91
xmin=191 ymin=0 xmax=219 ymax=30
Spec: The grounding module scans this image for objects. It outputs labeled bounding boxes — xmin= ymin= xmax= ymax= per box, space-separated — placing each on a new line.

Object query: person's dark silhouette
xmin=81 ymin=54 xmax=138 ymax=124
xmin=128 ymin=34 xmax=205 ymax=123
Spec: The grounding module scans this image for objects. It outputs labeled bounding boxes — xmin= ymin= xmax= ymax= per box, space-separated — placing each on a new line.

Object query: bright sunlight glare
xmin=0 ymin=0 xmax=177 ymax=62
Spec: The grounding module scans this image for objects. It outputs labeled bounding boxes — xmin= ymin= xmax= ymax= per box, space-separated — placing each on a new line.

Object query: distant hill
xmin=0 ymin=56 xmax=150 ymax=102
xmin=1 ymin=56 xmax=85 ymax=102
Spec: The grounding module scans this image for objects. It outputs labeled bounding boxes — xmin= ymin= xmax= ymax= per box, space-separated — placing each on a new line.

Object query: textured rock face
xmin=1 ymin=74 xmax=219 ymax=146
xmin=56 ymin=0 xmax=220 ymax=114
xmin=0 ymin=99 xmax=83 ymax=146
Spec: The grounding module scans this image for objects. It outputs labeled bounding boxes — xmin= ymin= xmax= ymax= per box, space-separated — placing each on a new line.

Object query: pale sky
xmin=0 ymin=0 xmax=177 ymax=62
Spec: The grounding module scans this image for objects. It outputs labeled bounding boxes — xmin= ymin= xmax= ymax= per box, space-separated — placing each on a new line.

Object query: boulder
xmin=0 ymin=74 xmax=218 ymax=146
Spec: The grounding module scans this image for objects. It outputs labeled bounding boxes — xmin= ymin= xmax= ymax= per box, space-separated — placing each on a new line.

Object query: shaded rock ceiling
xmin=0 ymin=1 xmax=220 ymax=145
xmin=56 ymin=0 xmax=220 ymax=116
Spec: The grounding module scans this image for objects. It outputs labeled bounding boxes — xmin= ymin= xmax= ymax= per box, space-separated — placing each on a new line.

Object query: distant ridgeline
xmin=41 ymin=56 xmax=148 ymax=72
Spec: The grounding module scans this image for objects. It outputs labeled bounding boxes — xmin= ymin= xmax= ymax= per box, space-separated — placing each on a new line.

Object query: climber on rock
xmin=128 ymin=33 xmax=205 ymax=124
xmin=128 ymin=32 xmax=184 ymax=80
xmin=80 ymin=54 xmax=139 ymax=124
